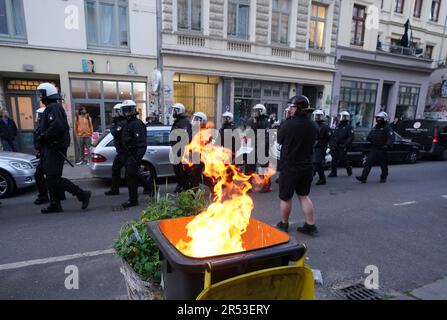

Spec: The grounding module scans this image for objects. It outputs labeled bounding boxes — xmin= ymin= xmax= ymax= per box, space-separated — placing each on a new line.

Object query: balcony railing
xmin=377 ymin=43 xmax=424 ymax=58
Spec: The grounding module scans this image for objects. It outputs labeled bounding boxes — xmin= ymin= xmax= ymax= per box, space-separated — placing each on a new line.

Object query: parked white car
xmin=0 ymin=151 xmax=38 ymax=198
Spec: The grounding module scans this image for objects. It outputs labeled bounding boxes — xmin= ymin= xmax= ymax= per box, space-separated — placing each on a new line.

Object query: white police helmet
xmin=112 ymin=103 xmax=123 ymax=119
xmin=172 ymin=103 xmax=186 ymax=118
xmin=339 ymin=111 xmax=351 ymax=120
xmin=375 ymin=111 xmax=389 ymax=122
xmin=121 ymin=100 xmax=137 ymax=117
xmin=36 ymin=83 xmax=62 ymax=101
xmin=313 ymin=109 xmax=325 ymax=121
xmin=253 ymin=104 xmax=267 ymax=116
xmin=192 ymin=112 xmax=207 ymax=126
xmin=222 ymin=111 xmax=234 ymax=122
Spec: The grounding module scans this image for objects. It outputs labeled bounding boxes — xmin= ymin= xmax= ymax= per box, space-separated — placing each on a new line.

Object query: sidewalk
xmin=63 ymin=163 xmax=94 ymax=181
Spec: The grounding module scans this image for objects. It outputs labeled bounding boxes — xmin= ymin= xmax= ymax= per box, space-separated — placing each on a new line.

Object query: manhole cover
xmin=336 ymin=283 xmax=383 ymax=300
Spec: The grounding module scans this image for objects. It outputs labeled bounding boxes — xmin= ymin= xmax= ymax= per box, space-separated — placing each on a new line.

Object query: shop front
xmin=3 ymin=78 xmax=59 ymax=154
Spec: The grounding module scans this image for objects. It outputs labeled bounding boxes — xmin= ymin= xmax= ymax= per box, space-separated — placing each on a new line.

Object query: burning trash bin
xmin=147 ymin=124 xmax=312 ymax=299
xmin=147 ymin=217 xmax=307 ymax=300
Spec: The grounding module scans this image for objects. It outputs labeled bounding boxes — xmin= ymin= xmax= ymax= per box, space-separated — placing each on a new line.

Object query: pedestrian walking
xmin=276 ymin=95 xmax=319 ymax=235
xmin=328 ymin=111 xmax=354 ymax=178
xmin=356 ymin=112 xmax=395 ymax=183
xmin=36 ymin=83 xmax=91 ymax=214
xmin=0 ymin=110 xmax=18 ymax=152
xmin=313 ymin=110 xmax=332 ymax=185
xmin=170 ymin=103 xmax=192 ymax=193
xmin=74 ymin=107 xmax=93 ymax=165
xmin=120 ymin=100 xmax=150 ymax=208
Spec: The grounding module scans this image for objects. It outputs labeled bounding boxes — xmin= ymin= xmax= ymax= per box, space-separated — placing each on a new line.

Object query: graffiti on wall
xmin=425 ymin=81 xmax=447 ymax=120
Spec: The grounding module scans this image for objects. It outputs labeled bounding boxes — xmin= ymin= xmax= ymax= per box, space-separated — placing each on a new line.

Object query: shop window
xmin=178 ymin=0 xmax=202 ymax=32
xmin=228 ymin=0 xmax=250 ymax=39
xmin=103 ymin=81 xmax=118 ymax=99
xmin=133 ymin=82 xmax=147 ymax=101
xmin=271 ymin=0 xmax=291 ymax=45
xmin=87 ymin=81 xmax=101 ymax=99
xmin=396 ymin=86 xmax=419 ymax=120
xmin=0 ymin=0 xmax=26 ymax=41
xmin=85 ymin=0 xmax=129 ymax=49
xmin=309 ymin=3 xmax=327 ymax=50
xmin=119 ymin=81 xmax=132 ymax=100
xmin=339 ymin=80 xmax=378 ymax=128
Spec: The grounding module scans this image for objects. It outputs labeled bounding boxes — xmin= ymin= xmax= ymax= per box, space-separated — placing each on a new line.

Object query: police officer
xmin=104 ymin=104 xmax=125 ymax=196
xmin=328 ymin=111 xmax=354 ymax=177
xmin=170 ymin=103 xmax=192 ymax=193
xmin=120 ymin=100 xmax=149 ymax=208
xmin=219 ymin=112 xmax=237 ymax=159
xmin=313 ymin=110 xmax=332 ymax=185
xmin=356 ymin=112 xmax=394 ymax=183
xmin=33 ymin=107 xmax=49 ymax=205
xmin=36 ymin=83 xmax=91 ymax=214
xmin=189 ymin=112 xmax=212 ymax=189
xmin=276 ymin=95 xmax=319 ymax=235
xmin=247 ymin=104 xmax=271 ymax=192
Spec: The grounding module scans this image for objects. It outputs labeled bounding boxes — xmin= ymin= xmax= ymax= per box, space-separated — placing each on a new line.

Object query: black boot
xmin=316 ymin=180 xmax=326 ymax=185
xmin=328 ymin=172 xmax=337 ymax=178
xmin=77 ymin=190 xmax=91 ymax=210
xmin=41 ymin=203 xmax=63 ymax=214
xmin=121 ymin=200 xmax=138 ymax=209
xmin=356 ymin=176 xmax=366 ymax=183
xmin=297 ymin=223 xmax=318 ymax=236
xmin=104 ymin=189 xmax=120 ymax=196
xmin=380 ymin=177 xmax=387 ymax=183
xmin=34 ymin=197 xmax=49 ymax=205
xmin=347 ymin=167 xmax=352 ymax=176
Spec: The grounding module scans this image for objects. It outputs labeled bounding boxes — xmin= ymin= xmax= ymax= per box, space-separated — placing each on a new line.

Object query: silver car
xmin=89 ymin=126 xmax=174 ymax=180
xmin=0 ymin=151 xmax=38 ymax=198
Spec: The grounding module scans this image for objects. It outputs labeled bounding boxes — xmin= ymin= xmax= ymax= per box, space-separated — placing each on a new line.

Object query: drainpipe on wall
xmin=156 ymin=0 xmax=165 ymax=121
xmin=438 ymin=5 xmax=447 ymax=66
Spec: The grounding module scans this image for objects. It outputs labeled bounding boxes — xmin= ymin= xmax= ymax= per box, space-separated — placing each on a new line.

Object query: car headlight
xmin=10 ymin=161 xmax=33 ymax=170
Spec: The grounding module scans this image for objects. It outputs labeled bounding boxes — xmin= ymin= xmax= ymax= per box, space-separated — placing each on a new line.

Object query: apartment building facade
xmin=0 ymin=0 xmax=157 ymax=158
xmin=333 ymin=0 xmax=447 ymax=129
xmin=160 ymin=0 xmax=341 ymax=127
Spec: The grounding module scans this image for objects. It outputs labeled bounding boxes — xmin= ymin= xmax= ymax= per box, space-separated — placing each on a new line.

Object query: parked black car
xmin=347 ymin=129 xmax=424 ymax=167
xmin=394 ymin=119 xmax=447 ymax=161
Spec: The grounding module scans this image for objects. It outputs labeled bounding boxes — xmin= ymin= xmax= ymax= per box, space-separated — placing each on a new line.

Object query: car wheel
xmin=407 ymin=150 xmax=418 ymax=164
xmin=140 ymin=162 xmax=157 ymax=185
xmin=0 ymin=170 xmax=14 ymax=199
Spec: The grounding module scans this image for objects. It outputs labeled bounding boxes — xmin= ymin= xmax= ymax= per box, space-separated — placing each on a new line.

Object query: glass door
xmin=8 ymin=94 xmax=38 ymax=154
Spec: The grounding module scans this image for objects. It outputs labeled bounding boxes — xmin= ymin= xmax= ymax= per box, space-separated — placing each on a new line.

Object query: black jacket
xmin=315 ymin=121 xmax=332 ymax=149
xmin=330 ymin=120 xmax=354 ymax=149
xmin=110 ymin=118 xmax=127 ymax=154
xmin=367 ymin=123 xmax=395 ymax=149
xmin=0 ymin=118 xmax=18 ymax=141
xmin=219 ymin=121 xmax=236 ymax=147
xmin=170 ymin=115 xmax=192 ymax=147
xmin=122 ymin=117 xmax=147 ymax=160
xmin=248 ymin=114 xmax=271 ymax=156
xmin=38 ymin=102 xmax=71 ymax=176
xmin=278 ymin=114 xmax=318 ymax=168
xmin=146 ymin=120 xmax=163 ymax=126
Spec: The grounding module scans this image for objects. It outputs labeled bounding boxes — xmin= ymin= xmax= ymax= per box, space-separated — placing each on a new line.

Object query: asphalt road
xmin=0 ymin=160 xmax=446 ymax=299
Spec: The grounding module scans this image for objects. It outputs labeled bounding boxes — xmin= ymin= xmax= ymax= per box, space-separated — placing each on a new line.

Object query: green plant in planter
xmin=114 ymin=187 xmax=210 ymax=282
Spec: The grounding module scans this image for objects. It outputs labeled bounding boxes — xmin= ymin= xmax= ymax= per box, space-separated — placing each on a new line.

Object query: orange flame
xmin=176 ymin=128 xmax=266 ymax=258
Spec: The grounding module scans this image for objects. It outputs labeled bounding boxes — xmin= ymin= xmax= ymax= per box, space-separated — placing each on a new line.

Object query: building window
xmin=339 ymin=80 xmax=378 ymax=128
xmin=178 ymin=0 xmax=202 ymax=31
xmin=395 ymin=0 xmax=405 ymax=13
xmin=309 ymin=3 xmax=327 ymax=50
xmin=429 ymin=0 xmax=441 ymax=22
xmin=0 ymin=0 xmax=26 ymax=41
xmin=70 ymin=79 xmax=147 ymax=132
xmin=228 ymin=0 xmax=250 ymax=39
xmin=85 ymin=0 xmax=129 ymax=49
xmin=413 ymin=0 xmax=423 ymax=17
xmin=396 ymin=86 xmax=420 ymax=120
xmin=271 ymin=0 xmax=291 ymax=45
xmin=173 ymin=74 xmax=218 ymax=122
xmin=425 ymin=44 xmax=434 ymax=59
xmin=351 ymin=4 xmax=366 ymax=46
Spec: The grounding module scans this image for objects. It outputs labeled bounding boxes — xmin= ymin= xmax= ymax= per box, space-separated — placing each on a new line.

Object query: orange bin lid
xmin=159 ymin=216 xmax=290 ymax=259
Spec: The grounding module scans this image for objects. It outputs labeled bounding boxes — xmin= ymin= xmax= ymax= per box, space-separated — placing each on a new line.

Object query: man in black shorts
xmin=276 ymin=95 xmax=319 ymax=235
